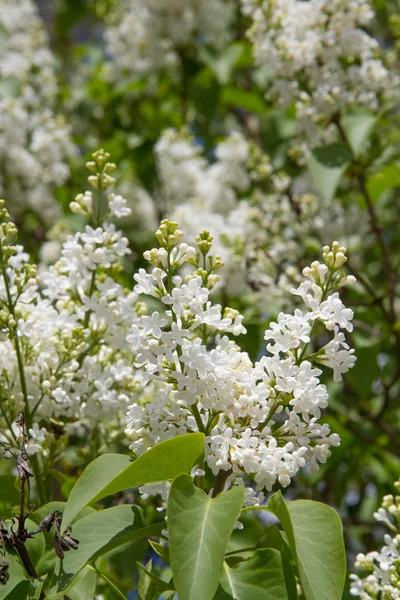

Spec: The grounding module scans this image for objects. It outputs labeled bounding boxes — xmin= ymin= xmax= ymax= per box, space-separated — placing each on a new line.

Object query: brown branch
xmin=212 ymin=468 xmax=233 ymax=497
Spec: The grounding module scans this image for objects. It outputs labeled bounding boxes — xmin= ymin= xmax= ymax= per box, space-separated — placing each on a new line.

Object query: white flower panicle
xmin=0 ymin=151 xmax=143 ymax=455
xmin=245 ymin=170 xmax=320 ymax=301
xmin=126 ymin=223 xmax=356 ymax=501
xmin=350 ymin=480 xmax=400 ymax=599
xmin=0 ymin=0 xmax=75 ymax=222
xmin=105 ymin=0 xmax=232 ymax=76
xmin=240 ymin=0 xmax=398 ymax=154
xmin=155 ymin=128 xmax=251 ymax=294
xmin=155 ymin=128 xmax=359 ymax=305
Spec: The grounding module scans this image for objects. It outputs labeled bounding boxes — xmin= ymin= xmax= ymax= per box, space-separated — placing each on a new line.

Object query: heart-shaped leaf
xmin=168 ymin=474 xmax=244 ymax=600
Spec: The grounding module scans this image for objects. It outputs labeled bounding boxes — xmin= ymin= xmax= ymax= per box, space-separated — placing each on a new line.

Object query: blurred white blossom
xmin=0 ymin=0 xmax=75 ymax=223
xmin=106 ymin=0 xmax=233 ymax=75
xmin=350 ymin=480 xmax=400 ymax=599
xmin=240 ymin=0 xmax=399 ymax=156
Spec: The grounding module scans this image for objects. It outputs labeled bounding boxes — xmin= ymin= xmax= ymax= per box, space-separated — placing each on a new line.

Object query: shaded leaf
xmin=0 ymin=77 xmax=20 ymax=98
xmin=25 ymin=519 xmax=45 ymax=568
xmin=138 ymin=560 xmax=159 ymax=600
xmin=168 ymin=474 xmax=244 ymax=600
xmin=341 ymin=112 xmax=377 ymax=157
xmin=0 ymin=548 xmax=28 ymax=600
xmin=137 ymin=560 xmax=172 ymax=600
xmin=47 ymin=505 xmax=163 ymax=596
xmin=268 ymin=492 xmax=346 ymax=600
xmin=219 ymin=549 xmax=294 ymax=600
xmin=45 ymin=566 xmax=93 ymax=600
xmin=61 ymin=433 xmax=204 ymax=529
xmin=367 ymin=162 xmax=400 ymax=201
xmin=221 ymin=87 xmax=267 ymax=114
xmin=66 ymin=567 xmax=97 ymax=600
xmin=308 ymin=144 xmax=352 ymax=201
xmin=200 ymin=43 xmax=246 ymax=85
xmin=0 ymin=475 xmax=19 ymax=518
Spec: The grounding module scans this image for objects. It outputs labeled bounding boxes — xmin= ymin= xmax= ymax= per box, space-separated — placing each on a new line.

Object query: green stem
xmin=83 ymin=181 xmax=103 ymax=329
xmin=167 ymin=249 xmax=173 ymax=294
xmin=296 ymin=271 xmax=333 ymax=365
xmin=0 ymin=257 xmax=47 ymax=504
xmin=191 ymin=403 xmax=205 ymax=434
xmin=257 ymin=397 xmax=282 ymax=432
xmin=83 ymin=271 xmax=97 ymax=329
xmin=1 ymin=263 xmax=32 ymax=427
xmin=31 ymin=394 xmax=45 ymax=419
xmin=89 ymin=565 xmax=127 ymax=600
xmin=225 ymin=546 xmax=258 ymax=557
xmin=0 ymin=399 xmax=17 ymax=442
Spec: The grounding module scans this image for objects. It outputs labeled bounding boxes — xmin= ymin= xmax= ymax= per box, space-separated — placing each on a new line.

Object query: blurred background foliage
xmin=1 ymin=0 xmax=400 ymax=597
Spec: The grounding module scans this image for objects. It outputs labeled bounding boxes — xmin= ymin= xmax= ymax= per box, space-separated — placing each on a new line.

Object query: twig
xmin=212 ymin=469 xmax=233 ymax=498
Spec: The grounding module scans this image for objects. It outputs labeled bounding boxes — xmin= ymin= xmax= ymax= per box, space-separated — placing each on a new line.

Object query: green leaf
xmin=219 ymin=549 xmax=294 ymax=600
xmin=66 ymin=568 xmax=97 ymax=600
xmin=48 ymin=505 xmax=163 ymax=596
xmin=168 ymin=474 xmax=245 ymax=600
xmin=0 ymin=548 xmax=29 ymax=600
xmin=0 ymin=475 xmax=19 ymax=518
xmin=341 ymin=112 xmax=377 ymax=157
xmin=0 ymin=582 xmax=31 ymax=600
xmin=190 ymin=68 xmax=220 ymax=121
xmin=149 ymin=540 xmax=170 ymax=564
xmin=268 ymin=492 xmax=346 ymax=600
xmin=61 ymin=433 xmax=204 ymax=529
xmin=346 ymin=344 xmax=380 ymax=400
xmin=0 ymin=519 xmax=45 ymax=582
xmin=29 ymin=579 xmax=47 ymax=600
xmin=138 ymin=560 xmax=159 ymax=600
xmin=221 ymin=87 xmax=267 ymax=114
xmin=29 ymin=501 xmax=96 ymax=529
xmin=36 ymin=548 xmax=59 ymax=580
xmin=45 ymin=566 xmax=94 ymax=600
xmin=137 ymin=560 xmax=172 ymax=600
xmin=0 ymin=77 xmax=21 ymax=99
xmin=0 ymin=23 xmax=9 ymax=56
xmin=308 ymin=144 xmax=352 ymax=201
xmin=25 ymin=519 xmax=45 ymax=568
xmin=366 ymin=162 xmax=400 ymax=201
xmin=199 ymin=43 xmax=245 ymax=85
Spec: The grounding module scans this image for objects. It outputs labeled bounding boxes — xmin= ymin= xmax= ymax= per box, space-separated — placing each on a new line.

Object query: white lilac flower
xmin=240 ymin=0 xmax=399 ymax=156
xmin=125 ymin=223 xmax=356 ymax=504
xmin=0 ymin=0 xmax=75 ymax=223
xmin=26 ymin=423 xmax=47 ymax=456
xmin=108 ymin=193 xmax=132 ymax=219
xmin=154 ymin=128 xmax=250 ymax=294
xmin=0 ymin=152 xmax=145 ymax=446
xmin=105 ymin=0 xmax=233 ymax=76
